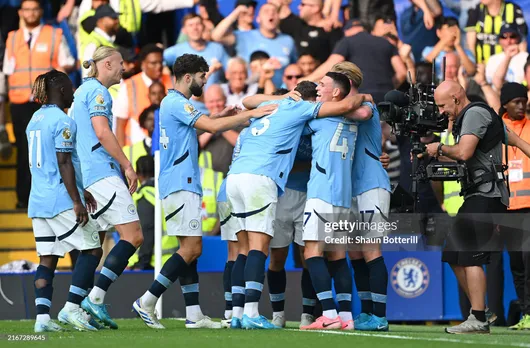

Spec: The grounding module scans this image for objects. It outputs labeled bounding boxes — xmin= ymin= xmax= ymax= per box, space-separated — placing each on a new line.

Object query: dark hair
xmin=325 ymin=72 xmax=351 ymax=97
xmin=32 ymin=69 xmax=71 ymax=104
xmin=139 ymin=105 xmax=158 ymax=129
xmin=20 ymin=0 xmax=41 ymax=8
xmin=136 ymin=155 xmax=155 ymax=178
xmin=436 ymin=16 xmax=459 ymax=30
xmin=250 ymin=50 xmax=270 ymax=62
xmin=272 ymin=88 xmax=290 ymax=96
xmin=149 ymin=80 xmax=165 ymax=91
xmin=173 ymin=54 xmax=209 ymax=81
xmin=139 ymin=44 xmax=163 ymax=63
xmin=294 ymin=81 xmax=318 ymax=101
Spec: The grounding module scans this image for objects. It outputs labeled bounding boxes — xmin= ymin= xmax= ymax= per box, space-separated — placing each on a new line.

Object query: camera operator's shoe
xmin=445 ymin=314 xmax=490 ymax=334
xmin=509 ymin=315 xmax=530 ymax=330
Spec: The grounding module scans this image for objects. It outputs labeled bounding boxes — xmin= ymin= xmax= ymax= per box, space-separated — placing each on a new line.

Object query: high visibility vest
xmin=123 ymin=72 xmax=173 ymax=146
xmin=78 ymin=9 xmax=95 ymax=51
xmin=441 ymin=131 xmax=464 ymax=216
xmin=503 ymin=114 xmax=530 ymax=210
xmin=79 ymin=30 xmax=116 ymax=66
xmin=119 ymin=0 xmax=142 ymax=34
xmin=123 ymin=139 xmax=148 ymax=171
xmin=6 ymin=25 xmax=62 ymax=104
xmin=199 ymin=151 xmax=223 ymax=233
xmin=128 ymin=185 xmax=179 ymax=268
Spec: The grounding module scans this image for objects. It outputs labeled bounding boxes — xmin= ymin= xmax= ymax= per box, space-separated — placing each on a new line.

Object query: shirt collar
xmin=168 ymin=89 xmax=188 ymax=99
xmin=141 ymin=72 xmax=154 ymax=86
xmin=227 ymin=84 xmax=249 ymax=95
xmin=24 ymin=24 xmax=43 ymax=38
xmin=94 ymin=27 xmax=115 ymax=43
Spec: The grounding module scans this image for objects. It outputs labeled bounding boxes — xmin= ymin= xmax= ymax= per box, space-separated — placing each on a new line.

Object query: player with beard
xmin=133 ymin=54 xmax=277 ymax=329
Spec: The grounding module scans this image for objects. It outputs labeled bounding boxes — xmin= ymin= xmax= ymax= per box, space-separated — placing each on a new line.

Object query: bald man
xmin=424 ymin=81 xmax=530 ymax=334
xmin=444 ymin=52 xmax=460 ymax=82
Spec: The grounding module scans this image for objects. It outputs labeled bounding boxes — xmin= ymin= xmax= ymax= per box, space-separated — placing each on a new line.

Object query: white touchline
xmin=285 ymin=329 xmax=530 ymax=347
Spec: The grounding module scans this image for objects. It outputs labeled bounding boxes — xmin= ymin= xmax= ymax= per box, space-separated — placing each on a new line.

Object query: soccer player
xmin=300 ymin=72 xmax=366 ymax=331
xmin=333 ymin=62 xmax=391 ymax=331
xmin=229 ymin=80 xmax=372 ymax=329
xmin=72 ymin=46 xmax=143 ymax=330
xmin=133 ymin=53 xmax=276 ymax=329
xmin=27 ymin=70 xmax=103 ymax=332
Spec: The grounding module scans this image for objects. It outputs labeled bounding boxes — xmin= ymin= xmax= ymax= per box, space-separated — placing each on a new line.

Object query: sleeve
xmin=514 ymin=5 xmax=528 ymax=37
xmin=163 ymin=45 xmax=177 ymax=68
xmin=112 ymin=81 xmax=129 ymax=119
xmin=58 ymin=36 xmax=75 ymax=68
xmin=332 ymin=37 xmax=350 ymax=59
xmin=422 ymin=46 xmax=433 ymax=61
xmin=88 ymin=88 xmax=113 ymax=119
xmin=300 ymin=101 xmax=323 ymax=121
xmin=140 ymin=0 xmax=194 ymax=13
xmin=174 ymin=99 xmax=203 ymax=127
xmin=55 ymin=117 xmax=76 ymax=152
xmin=460 ymin=107 xmax=492 ymax=139
xmin=2 ymin=46 xmax=14 ymax=75
xmin=465 ymin=7 xmax=479 ymax=32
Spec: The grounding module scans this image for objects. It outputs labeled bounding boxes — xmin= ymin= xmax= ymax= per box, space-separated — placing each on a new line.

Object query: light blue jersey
xmin=285 ymin=135 xmax=312 ymax=193
xmin=351 ymin=103 xmax=391 ymax=196
xmin=218 ymin=127 xmax=248 ymax=203
xmin=234 ymin=30 xmax=297 ymax=87
xmin=71 ymin=78 xmax=121 ymax=188
xmin=158 ymin=90 xmax=203 ymax=199
xmin=306 ymin=117 xmax=357 ymax=208
xmin=228 ymin=99 xmax=322 ymax=195
xmin=163 ymin=42 xmax=229 ymax=88
xmin=27 ymin=105 xmax=77 ymax=218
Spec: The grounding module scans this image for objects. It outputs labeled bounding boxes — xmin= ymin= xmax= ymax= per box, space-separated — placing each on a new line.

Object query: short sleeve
xmin=55 ymin=117 xmax=76 ymax=152
xmin=299 ymin=100 xmax=323 ymax=121
xmin=332 ymin=37 xmax=350 ymax=59
xmin=174 ymin=98 xmax=203 ymax=127
xmin=163 ymin=45 xmax=178 ymax=68
xmin=465 ymin=7 xmax=479 ymax=31
xmin=88 ymin=88 xmax=112 ymax=119
xmin=422 ymin=46 xmax=434 ymax=61
xmin=460 ymin=107 xmax=492 ymax=139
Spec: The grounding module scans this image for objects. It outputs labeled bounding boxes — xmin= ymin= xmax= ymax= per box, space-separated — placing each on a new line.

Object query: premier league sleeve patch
xmin=96 ymin=94 xmax=105 ymax=104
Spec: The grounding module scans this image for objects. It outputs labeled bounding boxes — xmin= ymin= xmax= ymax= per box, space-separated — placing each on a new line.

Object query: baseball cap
xmin=499 ymin=23 xmax=521 ymax=38
xmin=235 ymin=0 xmax=257 ymax=7
xmin=344 ymin=19 xmax=363 ymax=31
xmin=94 ymin=4 xmax=120 ymax=21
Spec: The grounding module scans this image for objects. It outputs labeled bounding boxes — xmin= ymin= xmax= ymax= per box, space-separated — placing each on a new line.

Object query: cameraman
xmin=424 ymin=80 xmax=530 ymax=334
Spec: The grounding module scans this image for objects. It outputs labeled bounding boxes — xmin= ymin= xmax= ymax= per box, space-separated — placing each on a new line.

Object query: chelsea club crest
xmin=391 ymin=258 xmax=429 ymax=298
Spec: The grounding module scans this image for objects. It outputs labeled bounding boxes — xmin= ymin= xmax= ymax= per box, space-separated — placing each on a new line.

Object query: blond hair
xmin=82 ymin=46 xmax=119 ymax=78
xmin=331 ymin=62 xmax=363 ymax=89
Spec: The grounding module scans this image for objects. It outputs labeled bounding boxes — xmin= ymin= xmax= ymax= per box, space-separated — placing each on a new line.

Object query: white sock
xmin=36 ymin=314 xmax=50 ymax=323
xmin=140 ymin=291 xmax=158 ymax=309
xmin=232 ymin=306 xmax=244 ymax=319
xmin=224 ymin=310 xmax=233 ymax=320
xmin=64 ymin=302 xmax=79 ymax=311
xmin=89 ymin=286 xmax=106 ymax=304
xmin=186 ymin=305 xmax=203 ymax=322
xmin=339 ymin=311 xmax=352 ymax=322
xmin=243 ymin=302 xmax=259 ymax=318
xmin=273 ymin=311 xmax=284 ymax=317
xmin=323 ymin=309 xmax=338 ymax=319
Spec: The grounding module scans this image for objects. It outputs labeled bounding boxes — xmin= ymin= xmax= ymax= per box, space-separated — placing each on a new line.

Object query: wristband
xmin=437 ymin=143 xmax=444 ymax=158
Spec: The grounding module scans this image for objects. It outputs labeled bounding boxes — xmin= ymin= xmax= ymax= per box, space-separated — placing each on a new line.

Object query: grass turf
xmin=0 ymin=319 xmax=529 ymax=348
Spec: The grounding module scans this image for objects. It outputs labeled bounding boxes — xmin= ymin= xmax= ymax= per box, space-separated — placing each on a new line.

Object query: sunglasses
xmin=285 ymin=75 xmax=303 ymax=80
xmin=300 ymin=3 xmax=318 ymax=7
xmin=501 ymin=34 xmax=519 ymax=39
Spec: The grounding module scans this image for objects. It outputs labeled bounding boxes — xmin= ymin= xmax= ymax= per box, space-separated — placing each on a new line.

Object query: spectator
xmin=119 ymin=46 xmax=139 ymax=80
xmin=164 ymin=13 xmax=230 ymax=88
xmin=422 ymin=16 xmax=476 ymax=81
xmin=282 ymin=63 xmax=303 ymax=90
xmin=233 ymin=0 xmax=257 ymax=32
xmin=149 ymin=80 xmax=166 ymax=106
xmin=298 ymin=53 xmax=318 ymax=77
xmin=248 ymin=50 xmax=276 ymax=94
xmin=212 ymin=3 xmax=298 ymax=87
xmin=350 ymin=0 xmax=396 ymax=27
xmin=465 ymin=0 xmax=527 ymax=64
xmin=444 ymin=51 xmax=461 ymax=82
xmin=220 ymin=57 xmax=259 ymax=107
xmin=114 ymin=44 xmax=173 ymax=146
xmin=486 ymin=23 xmax=529 ymax=91
xmin=400 ymin=0 xmax=442 ymax=62
xmin=3 ymin=0 xmax=75 ymax=209
xmin=305 ymin=22 xmax=407 ymax=103
xmin=123 ymin=104 xmax=156 ymax=170
xmin=274 ymin=0 xmax=343 ymax=65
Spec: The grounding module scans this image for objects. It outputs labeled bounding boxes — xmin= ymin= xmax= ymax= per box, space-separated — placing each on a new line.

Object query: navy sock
xmin=301 ymin=267 xmax=317 ymax=315
xmin=305 ymin=257 xmax=335 ymax=312
xmin=267 ymin=268 xmax=286 ymax=312
xmin=223 ymin=261 xmax=235 ymax=311
xmin=367 ymin=256 xmax=388 ymax=317
xmin=96 ymin=240 xmax=136 ymax=291
xmin=231 ymin=254 xmax=247 ymax=311
xmin=35 ymin=265 xmax=54 ymax=315
xmin=328 ymin=258 xmax=353 ymax=313
xmin=179 ymin=260 xmax=200 ymax=307
xmin=244 ymin=250 xmax=267 ymax=304
xmin=351 ymin=258 xmax=373 ymax=314
xmin=149 ymin=253 xmax=187 ymax=298
xmin=68 ymin=254 xmax=100 ymax=305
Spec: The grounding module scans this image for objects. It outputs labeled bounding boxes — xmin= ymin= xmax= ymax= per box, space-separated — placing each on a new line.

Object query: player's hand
xmin=218 ymin=105 xmax=242 ymax=117
xmin=380 ymin=152 xmax=390 ymax=168
xmin=285 ymin=90 xmax=301 ymax=101
xmin=74 ymin=201 xmax=89 ymax=227
xmin=83 ymin=190 xmax=97 ymax=213
xmin=359 ymin=94 xmax=374 ymax=104
xmin=125 ymin=166 xmax=138 ymax=194
xmin=251 ymin=104 xmax=278 ymax=118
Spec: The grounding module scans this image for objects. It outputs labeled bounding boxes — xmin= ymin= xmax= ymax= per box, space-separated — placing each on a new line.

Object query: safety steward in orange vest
xmin=3 ymin=0 xmax=74 ymax=208
xmin=114 ymin=44 xmax=172 ymax=147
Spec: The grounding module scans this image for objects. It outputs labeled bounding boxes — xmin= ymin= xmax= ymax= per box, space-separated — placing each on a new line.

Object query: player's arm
xmin=317 ymin=94 xmax=372 ymax=121
xmin=242 ymin=91 xmax=301 ymax=110
xmin=348 ymin=104 xmax=373 ymax=121
xmin=194 ymin=104 xmax=278 ymax=133
xmin=57 ymin=151 xmax=88 ymax=226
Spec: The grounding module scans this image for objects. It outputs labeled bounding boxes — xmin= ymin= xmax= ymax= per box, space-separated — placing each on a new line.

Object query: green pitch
xmin=1 ymin=319 xmax=529 ymax=348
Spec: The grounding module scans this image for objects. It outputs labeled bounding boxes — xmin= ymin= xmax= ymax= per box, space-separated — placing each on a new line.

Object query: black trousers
xmin=10 ymin=102 xmax=40 ymax=206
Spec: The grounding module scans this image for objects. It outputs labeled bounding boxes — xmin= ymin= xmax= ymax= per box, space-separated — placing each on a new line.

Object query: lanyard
xmin=511 ymin=119 xmax=527 ymax=159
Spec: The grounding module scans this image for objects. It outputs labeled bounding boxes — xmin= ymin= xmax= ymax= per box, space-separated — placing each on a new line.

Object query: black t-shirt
xmin=279 ymin=14 xmax=343 ymax=64
xmin=332 ymin=31 xmax=398 ymax=103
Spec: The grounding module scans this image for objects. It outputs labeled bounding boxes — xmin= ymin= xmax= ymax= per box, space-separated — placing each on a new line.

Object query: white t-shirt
xmin=485 ymin=51 xmax=529 ymax=88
